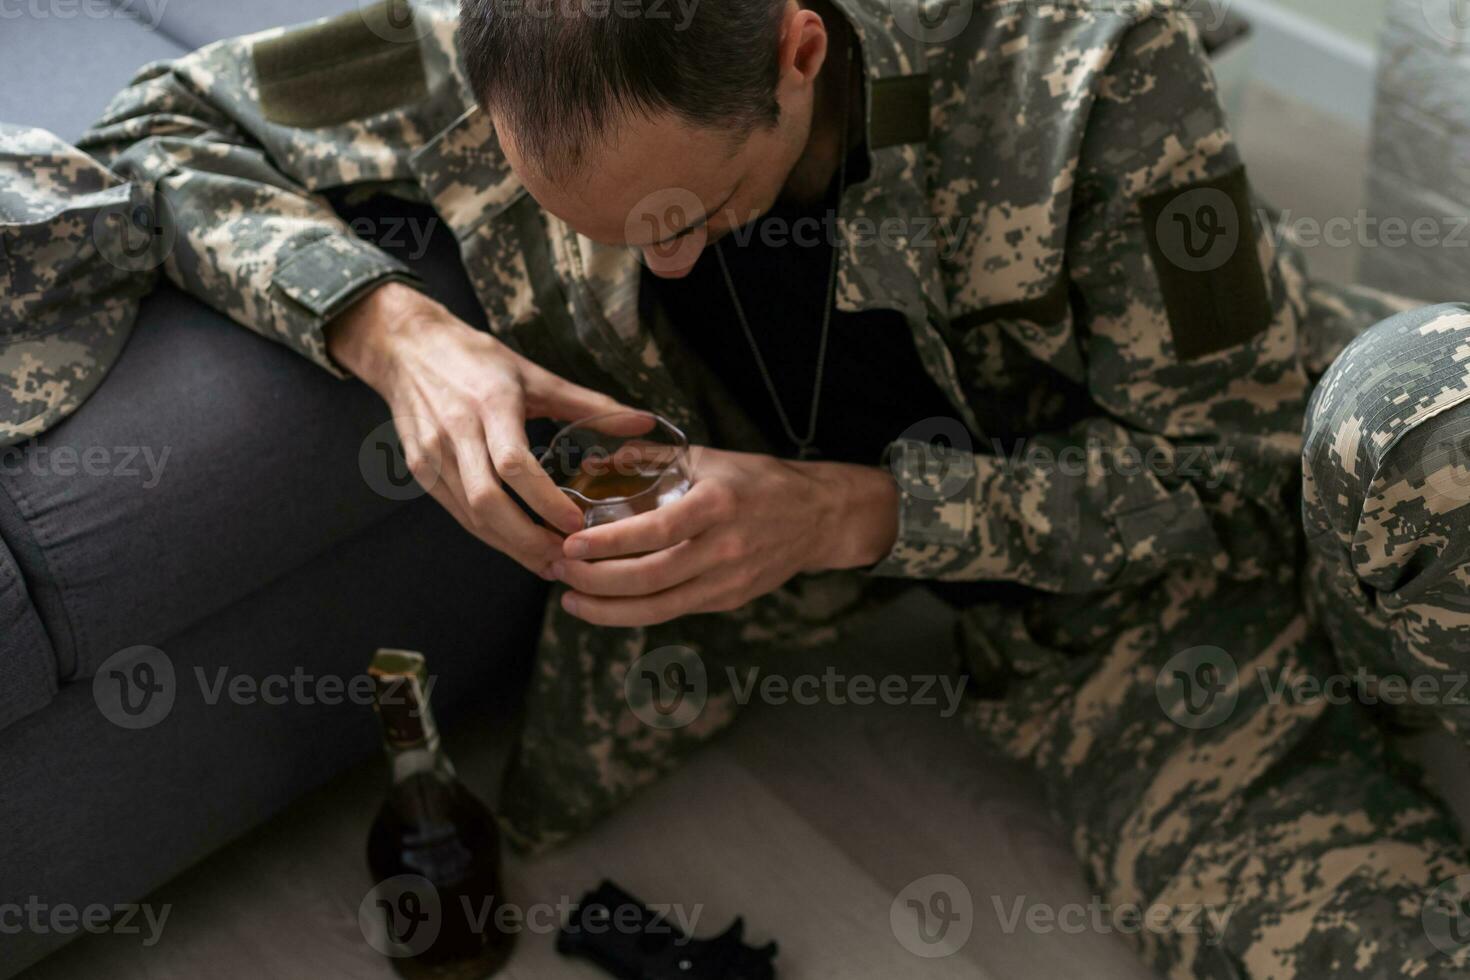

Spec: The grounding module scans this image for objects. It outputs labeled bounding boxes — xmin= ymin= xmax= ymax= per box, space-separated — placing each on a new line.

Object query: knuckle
xmin=420 ymin=428 xmax=450 ymax=460
xmin=715 ymin=536 xmax=745 ymax=564
xmin=490 ymin=453 xmax=526 ymax=481
xmin=465 ymin=485 xmax=499 ymax=515
xmin=484 ymin=364 xmax=525 ymax=399
xmin=442 ymin=407 xmax=477 ymax=433
xmin=708 ymin=484 xmax=738 ymax=521
xmin=490 ymin=443 xmax=530 ymax=474
xmin=404 ymin=448 xmax=434 ymax=480
xmin=645 ymin=516 xmax=674 ymax=548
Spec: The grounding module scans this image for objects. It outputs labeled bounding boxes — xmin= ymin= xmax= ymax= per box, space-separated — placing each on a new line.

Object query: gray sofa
xmin=0 ymin=3 xmax=549 ymax=974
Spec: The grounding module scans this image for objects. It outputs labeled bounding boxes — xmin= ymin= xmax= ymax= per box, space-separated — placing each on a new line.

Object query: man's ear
xmin=776 ymin=3 xmax=829 ymax=89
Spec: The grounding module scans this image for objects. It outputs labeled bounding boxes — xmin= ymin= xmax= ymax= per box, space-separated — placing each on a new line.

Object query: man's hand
xmin=329 ymin=282 xmax=632 ymax=578
xmin=550 ymin=447 xmax=899 ymax=626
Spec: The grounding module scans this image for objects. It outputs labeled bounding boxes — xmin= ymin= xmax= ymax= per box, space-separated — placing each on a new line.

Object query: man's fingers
xmin=577 ymin=412 xmax=661 ymax=438
xmin=523 ymin=363 xmax=636 ymax=424
xmin=452 ymin=432 xmax=567 ymax=571
xmin=560 ymin=576 xmax=720 ymax=628
xmin=418 ymin=435 xmax=563 ymax=577
xmin=563 ymin=481 xmax=714 ymax=559
xmin=553 ymin=538 xmax=711 ymax=597
xmin=482 ymin=403 xmax=586 ymax=535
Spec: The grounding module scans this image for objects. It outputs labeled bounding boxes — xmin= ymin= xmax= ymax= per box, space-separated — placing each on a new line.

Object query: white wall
xmin=1229 ymin=0 xmax=1384 ymax=127
xmin=1265 ymin=0 xmax=1389 ymax=45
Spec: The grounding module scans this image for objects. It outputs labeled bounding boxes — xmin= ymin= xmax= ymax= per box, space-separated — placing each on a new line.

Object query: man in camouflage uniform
xmin=0 ymin=0 xmax=1464 ymax=975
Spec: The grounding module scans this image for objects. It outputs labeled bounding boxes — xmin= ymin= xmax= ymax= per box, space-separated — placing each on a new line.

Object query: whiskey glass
xmin=540 ymin=412 xmax=692 ymax=529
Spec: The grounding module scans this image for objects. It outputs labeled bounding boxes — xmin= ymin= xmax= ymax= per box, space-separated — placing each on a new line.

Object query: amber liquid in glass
xmin=563 ymin=469 xmax=662 ymax=503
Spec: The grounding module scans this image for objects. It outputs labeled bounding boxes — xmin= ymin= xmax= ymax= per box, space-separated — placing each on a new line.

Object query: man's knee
xmin=1304 ymin=302 xmax=1470 ymax=550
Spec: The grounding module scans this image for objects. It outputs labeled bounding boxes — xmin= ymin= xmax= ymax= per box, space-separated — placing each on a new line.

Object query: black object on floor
xmin=556 ymin=881 xmax=778 ymax=980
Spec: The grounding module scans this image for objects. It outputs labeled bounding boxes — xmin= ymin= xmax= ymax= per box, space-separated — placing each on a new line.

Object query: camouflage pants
xmin=955 ymin=576 xmax=1469 ymax=979
xmin=498 ymin=569 xmax=880 ymax=852
xmin=499 ymin=303 xmax=1470 ymax=978
xmin=968 ymin=302 xmax=1470 ymax=979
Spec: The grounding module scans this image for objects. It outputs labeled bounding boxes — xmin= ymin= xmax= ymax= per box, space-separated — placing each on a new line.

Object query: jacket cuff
xmin=271 ymin=235 xmax=421 ymax=377
xmin=869 ymin=439 xmax=982 ymax=579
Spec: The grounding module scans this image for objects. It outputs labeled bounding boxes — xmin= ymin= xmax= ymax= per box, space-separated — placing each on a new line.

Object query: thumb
xmin=524 ymin=363 xmax=635 ymax=423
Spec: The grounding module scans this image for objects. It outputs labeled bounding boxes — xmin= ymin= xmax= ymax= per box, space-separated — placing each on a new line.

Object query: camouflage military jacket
xmin=80 ymin=0 xmax=1312 ymax=593
xmin=0 ymin=126 xmax=157 ymax=444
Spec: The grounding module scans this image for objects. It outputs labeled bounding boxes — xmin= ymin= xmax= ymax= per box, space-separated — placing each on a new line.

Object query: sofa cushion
xmin=0 ymin=7 xmax=185 ymax=144
xmin=0 ymin=494 xmax=547 ymax=974
xmin=0 ymin=187 xmax=498 ymax=690
xmin=115 ymin=0 xmax=360 ymax=49
xmin=0 ymin=533 xmax=56 ymax=730
xmin=0 ymin=284 xmax=412 ymax=683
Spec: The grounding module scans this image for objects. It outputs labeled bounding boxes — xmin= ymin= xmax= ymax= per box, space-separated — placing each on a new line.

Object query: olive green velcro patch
xmin=869 ymin=75 xmax=930 ymax=150
xmin=1140 ymin=166 xmax=1274 ymax=362
xmin=254 ymin=0 xmax=428 ymax=129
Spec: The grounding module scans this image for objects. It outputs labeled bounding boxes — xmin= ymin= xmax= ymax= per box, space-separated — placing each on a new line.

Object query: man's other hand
xmin=329 ymin=282 xmax=632 ymax=579
xmin=550 ymin=448 xmax=900 ymax=626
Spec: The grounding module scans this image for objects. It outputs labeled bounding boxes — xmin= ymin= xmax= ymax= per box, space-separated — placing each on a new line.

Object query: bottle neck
xmin=384 ymin=731 xmax=457 ymax=785
xmin=372 ymin=672 xmax=454 ymax=785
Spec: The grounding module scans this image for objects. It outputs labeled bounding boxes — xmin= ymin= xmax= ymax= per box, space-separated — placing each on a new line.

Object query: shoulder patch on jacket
xmin=254 ymin=0 xmax=428 ymax=129
xmin=1139 ymin=166 xmax=1274 ymax=361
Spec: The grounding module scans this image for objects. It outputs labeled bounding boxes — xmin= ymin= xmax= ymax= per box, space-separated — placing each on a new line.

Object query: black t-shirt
xmin=641 ymin=160 xmax=968 ymax=467
xmin=642 ymin=161 xmax=1027 ymax=610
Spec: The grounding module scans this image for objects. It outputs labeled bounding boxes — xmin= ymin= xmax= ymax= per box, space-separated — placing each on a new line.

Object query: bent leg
xmin=498 ymin=570 xmax=877 ymax=852
xmin=957 ymin=564 xmax=1470 ymax=978
xmin=1304 ymin=302 xmax=1470 ymax=736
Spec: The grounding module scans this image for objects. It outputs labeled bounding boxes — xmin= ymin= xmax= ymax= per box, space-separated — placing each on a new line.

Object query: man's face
xmin=496 ymin=99 xmax=814 ymax=279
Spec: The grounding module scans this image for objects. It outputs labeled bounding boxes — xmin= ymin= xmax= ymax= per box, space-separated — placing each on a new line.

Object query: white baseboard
xmin=1228 ymin=0 xmax=1380 ymax=130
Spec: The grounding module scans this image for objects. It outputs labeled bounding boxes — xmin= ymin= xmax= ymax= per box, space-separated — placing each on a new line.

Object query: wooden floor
xmin=22 ymin=587 xmax=1154 ymax=980
xmin=19 ymin=84 xmax=1385 ymax=980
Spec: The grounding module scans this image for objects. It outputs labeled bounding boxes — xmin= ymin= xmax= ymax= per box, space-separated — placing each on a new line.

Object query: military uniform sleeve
xmin=871 ymin=11 xmax=1309 ymax=591
xmin=77 ymin=1 xmax=463 ymax=376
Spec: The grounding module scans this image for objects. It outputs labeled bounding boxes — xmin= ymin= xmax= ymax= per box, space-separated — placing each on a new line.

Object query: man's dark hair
xmin=460 ymin=0 xmax=786 ymax=177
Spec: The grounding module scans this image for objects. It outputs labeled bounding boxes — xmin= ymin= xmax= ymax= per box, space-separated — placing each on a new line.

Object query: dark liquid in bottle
xmin=367 ymin=773 xmax=516 ymax=979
